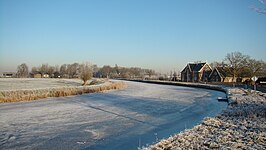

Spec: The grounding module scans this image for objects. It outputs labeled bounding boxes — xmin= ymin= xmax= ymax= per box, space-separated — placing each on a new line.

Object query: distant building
xmin=30 ymin=73 xmax=50 ymax=78
xmin=53 ymin=72 xmax=61 ymax=78
xmin=43 ymin=74 xmax=49 ymax=78
xmin=256 ymin=77 xmax=266 ymax=85
xmin=33 ymin=73 xmax=42 ymax=78
xmin=2 ymin=72 xmax=16 ymax=78
xmin=181 ymin=62 xmax=212 ymax=82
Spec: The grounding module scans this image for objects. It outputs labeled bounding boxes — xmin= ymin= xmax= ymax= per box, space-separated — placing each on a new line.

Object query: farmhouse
xmin=209 ymin=67 xmax=234 ymax=82
xmin=181 ymin=62 xmax=212 ymax=82
xmin=209 ymin=67 xmax=252 ymax=83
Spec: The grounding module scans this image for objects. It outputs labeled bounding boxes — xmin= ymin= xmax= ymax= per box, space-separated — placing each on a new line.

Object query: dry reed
xmin=0 ymin=81 xmax=126 ymax=103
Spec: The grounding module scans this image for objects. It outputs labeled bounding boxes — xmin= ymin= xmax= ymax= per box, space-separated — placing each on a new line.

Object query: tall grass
xmin=0 ymin=81 xmax=126 ymax=103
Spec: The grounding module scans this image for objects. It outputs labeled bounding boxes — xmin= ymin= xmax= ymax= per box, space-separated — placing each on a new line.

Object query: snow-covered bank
xmin=0 ymin=78 xmax=126 ymax=103
xmin=127 ymin=80 xmax=227 ymax=94
xmin=143 ymin=83 xmax=266 ymax=149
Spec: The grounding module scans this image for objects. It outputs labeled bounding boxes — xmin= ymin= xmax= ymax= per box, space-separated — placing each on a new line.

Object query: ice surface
xmin=0 ymin=81 xmax=227 ymax=150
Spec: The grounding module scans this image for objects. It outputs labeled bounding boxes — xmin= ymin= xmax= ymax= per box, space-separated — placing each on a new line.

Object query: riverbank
xmin=0 ymin=79 xmax=126 ymax=103
xmin=126 ymin=80 xmax=227 ymax=94
xmin=142 ymin=81 xmax=266 ymax=149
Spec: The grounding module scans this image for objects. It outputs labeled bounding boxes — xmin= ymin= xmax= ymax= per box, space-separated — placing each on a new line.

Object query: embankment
xmin=128 ymin=80 xmax=228 ymax=94
xmin=0 ymin=81 xmax=126 ymax=103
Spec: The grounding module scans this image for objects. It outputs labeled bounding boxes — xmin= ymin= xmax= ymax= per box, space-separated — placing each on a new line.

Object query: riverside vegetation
xmin=0 ymin=79 xmax=126 ymax=103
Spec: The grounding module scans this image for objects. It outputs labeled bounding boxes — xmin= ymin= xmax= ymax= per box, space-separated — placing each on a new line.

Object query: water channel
xmin=0 ymin=81 xmax=227 ymax=150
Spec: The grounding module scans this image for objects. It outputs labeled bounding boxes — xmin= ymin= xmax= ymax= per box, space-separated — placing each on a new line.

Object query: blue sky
xmin=0 ymin=0 xmax=265 ymax=73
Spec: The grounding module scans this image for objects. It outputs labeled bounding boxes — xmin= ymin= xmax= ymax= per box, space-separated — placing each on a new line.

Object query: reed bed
xmin=0 ymin=81 xmax=126 ymax=103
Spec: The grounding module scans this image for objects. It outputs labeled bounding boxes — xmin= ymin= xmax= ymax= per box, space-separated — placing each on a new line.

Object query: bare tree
xmin=79 ymin=63 xmax=92 ymax=86
xmin=114 ymin=64 xmax=120 ymax=75
xmin=67 ymin=63 xmax=79 ymax=78
xmin=54 ymin=65 xmax=59 ymax=73
xmin=261 ymin=61 xmax=266 ymax=76
xmin=100 ymin=65 xmax=112 ymax=78
xmin=31 ymin=67 xmax=39 ymax=74
xmin=210 ymin=61 xmax=225 ymax=68
xmin=47 ymin=66 xmax=55 ymax=77
xmin=17 ymin=63 xmax=29 ymax=78
xmin=173 ymin=71 xmax=177 ymax=81
xmin=247 ymin=59 xmax=265 ymax=77
xmin=119 ymin=67 xmax=130 ymax=78
xmin=129 ymin=67 xmax=141 ymax=78
xmin=92 ymin=64 xmax=99 ymax=77
xmin=60 ymin=64 xmax=68 ymax=77
xmin=39 ymin=64 xmax=49 ymax=77
xmin=252 ymin=0 xmax=266 ymax=14
xmin=146 ymin=69 xmax=155 ymax=78
xmin=224 ymin=52 xmax=249 ymax=82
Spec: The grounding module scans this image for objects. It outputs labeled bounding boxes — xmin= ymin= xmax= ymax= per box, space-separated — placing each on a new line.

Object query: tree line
xmin=16 ymin=63 xmax=93 ymax=85
xmin=16 ymin=63 xmax=157 ymax=80
xmin=210 ymin=52 xmax=266 ymax=82
xmin=15 ymin=51 xmax=266 ymax=83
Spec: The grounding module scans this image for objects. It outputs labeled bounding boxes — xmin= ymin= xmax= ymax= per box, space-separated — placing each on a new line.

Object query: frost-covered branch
xmin=252 ymin=0 xmax=266 ymax=14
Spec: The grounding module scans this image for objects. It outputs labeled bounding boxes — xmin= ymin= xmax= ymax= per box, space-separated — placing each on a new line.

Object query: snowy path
xmin=0 ymin=81 xmax=227 ymax=150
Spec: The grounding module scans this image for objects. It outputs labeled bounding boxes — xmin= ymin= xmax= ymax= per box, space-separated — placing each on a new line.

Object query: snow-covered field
xmin=0 ymin=81 xmax=227 ymax=150
xmin=0 ymin=78 xmax=88 ymax=91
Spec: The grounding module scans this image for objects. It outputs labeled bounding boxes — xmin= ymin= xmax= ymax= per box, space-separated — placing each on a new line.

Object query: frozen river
xmin=0 ymin=81 xmax=227 ymax=150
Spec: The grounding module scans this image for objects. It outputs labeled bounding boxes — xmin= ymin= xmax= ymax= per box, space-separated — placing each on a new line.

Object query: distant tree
xmin=169 ymin=71 xmax=173 ymax=81
xmin=260 ymin=61 xmax=266 ymax=76
xmin=60 ymin=64 xmax=68 ymax=77
xmin=92 ymin=64 xmax=99 ymax=77
xmin=246 ymin=59 xmax=265 ymax=77
xmin=31 ymin=66 xmax=39 ymax=74
xmin=94 ymin=65 xmax=157 ymax=79
xmin=17 ymin=63 xmax=29 ymax=78
xmin=54 ymin=65 xmax=60 ymax=73
xmin=114 ymin=64 xmax=120 ymax=75
xmin=210 ymin=61 xmax=225 ymax=68
xmin=129 ymin=67 xmax=141 ymax=78
xmin=100 ymin=65 xmax=112 ymax=78
xmin=39 ymin=64 xmax=49 ymax=77
xmin=67 ymin=63 xmax=79 ymax=78
xmin=119 ymin=67 xmax=130 ymax=78
xmin=224 ymin=52 xmax=249 ymax=82
xmin=53 ymin=65 xmax=61 ymax=78
xmin=47 ymin=66 xmax=55 ymax=77
xmin=172 ymin=71 xmax=177 ymax=81
xmin=79 ymin=63 xmax=92 ymax=86
xmin=146 ymin=69 xmax=155 ymax=78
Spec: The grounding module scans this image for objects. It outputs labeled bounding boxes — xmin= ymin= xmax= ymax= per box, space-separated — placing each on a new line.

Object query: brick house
xmin=181 ymin=62 xmax=212 ymax=82
xmin=209 ymin=67 xmax=234 ymax=82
